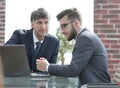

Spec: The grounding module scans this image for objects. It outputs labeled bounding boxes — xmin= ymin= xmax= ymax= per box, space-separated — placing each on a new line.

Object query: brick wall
xmin=94 ymin=0 xmax=120 ymax=79
xmin=0 ymin=0 xmax=5 ymax=44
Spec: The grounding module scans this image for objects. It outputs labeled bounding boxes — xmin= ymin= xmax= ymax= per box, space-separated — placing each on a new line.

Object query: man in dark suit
xmin=5 ymin=8 xmax=59 ymax=72
xmin=36 ymin=8 xmax=111 ymax=87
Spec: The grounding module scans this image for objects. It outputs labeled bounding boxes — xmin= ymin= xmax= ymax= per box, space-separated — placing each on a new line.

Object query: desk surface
xmin=3 ymin=76 xmax=78 ymax=88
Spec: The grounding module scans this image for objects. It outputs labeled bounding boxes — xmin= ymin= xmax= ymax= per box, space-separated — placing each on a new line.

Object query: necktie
xmin=34 ymin=42 xmax=41 ymax=57
xmin=32 ymin=42 xmax=41 ymax=72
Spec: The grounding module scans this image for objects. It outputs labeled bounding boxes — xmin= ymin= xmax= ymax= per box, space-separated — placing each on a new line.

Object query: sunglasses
xmin=60 ymin=21 xmax=74 ymax=30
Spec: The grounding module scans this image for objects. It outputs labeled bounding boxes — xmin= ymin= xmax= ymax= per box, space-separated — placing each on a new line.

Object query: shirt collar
xmin=75 ymin=27 xmax=84 ymax=40
xmin=33 ymin=30 xmax=44 ymax=44
xmin=78 ymin=27 xmax=84 ymax=34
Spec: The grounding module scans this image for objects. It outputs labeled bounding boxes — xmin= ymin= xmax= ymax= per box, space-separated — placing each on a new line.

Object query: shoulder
xmin=46 ymin=34 xmax=59 ymax=42
xmin=76 ymin=28 xmax=102 ymax=46
xmin=14 ymin=29 xmax=30 ymax=33
xmin=13 ymin=29 xmax=32 ymax=35
xmin=79 ymin=28 xmax=99 ymax=41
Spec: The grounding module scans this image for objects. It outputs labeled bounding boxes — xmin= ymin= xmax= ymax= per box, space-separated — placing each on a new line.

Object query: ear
xmin=31 ymin=23 xmax=34 ymax=28
xmin=74 ymin=20 xmax=79 ymax=27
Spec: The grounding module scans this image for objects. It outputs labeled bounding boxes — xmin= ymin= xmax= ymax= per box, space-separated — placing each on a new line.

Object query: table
xmin=3 ymin=76 xmax=78 ymax=88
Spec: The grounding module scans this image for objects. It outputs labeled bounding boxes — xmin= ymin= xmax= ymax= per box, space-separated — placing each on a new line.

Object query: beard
xmin=67 ymin=24 xmax=77 ymax=41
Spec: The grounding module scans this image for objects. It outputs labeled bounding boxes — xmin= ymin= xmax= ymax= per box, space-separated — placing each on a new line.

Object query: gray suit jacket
xmin=5 ymin=29 xmax=60 ymax=72
xmin=48 ymin=28 xmax=111 ymax=87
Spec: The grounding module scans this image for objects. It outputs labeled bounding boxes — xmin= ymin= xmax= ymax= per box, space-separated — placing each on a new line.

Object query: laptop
xmin=0 ymin=45 xmax=49 ymax=77
xmin=0 ymin=45 xmax=31 ymax=77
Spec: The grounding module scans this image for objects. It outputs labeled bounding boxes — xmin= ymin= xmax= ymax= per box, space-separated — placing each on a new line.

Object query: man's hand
xmin=36 ymin=57 xmax=49 ymax=71
xmin=112 ymin=63 xmax=120 ymax=86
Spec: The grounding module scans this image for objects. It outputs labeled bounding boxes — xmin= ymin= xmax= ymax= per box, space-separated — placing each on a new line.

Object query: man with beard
xmin=36 ymin=7 xmax=111 ymax=87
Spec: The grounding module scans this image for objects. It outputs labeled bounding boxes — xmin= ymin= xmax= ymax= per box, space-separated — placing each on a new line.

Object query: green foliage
xmin=56 ymin=28 xmax=75 ymax=65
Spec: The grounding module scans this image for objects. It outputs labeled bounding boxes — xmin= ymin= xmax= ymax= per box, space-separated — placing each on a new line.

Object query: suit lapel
xmin=77 ymin=28 xmax=88 ymax=38
xmin=27 ymin=29 xmax=35 ymax=59
xmin=37 ymin=34 xmax=50 ymax=56
xmin=73 ymin=28 xmax=88 ymax=53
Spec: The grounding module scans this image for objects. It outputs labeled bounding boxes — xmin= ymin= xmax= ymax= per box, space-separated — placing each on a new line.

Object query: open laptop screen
xmin=0 ymin=45 xmax=31 ymax=77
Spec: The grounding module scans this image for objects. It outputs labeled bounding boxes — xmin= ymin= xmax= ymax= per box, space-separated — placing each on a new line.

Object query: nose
xmin=61 ymin=30 xmax=65 ymax=35
xmin=61 ymin=29 xmax=64 ymax=33
xmin=41 ymin=23 xmax=46 ymax=29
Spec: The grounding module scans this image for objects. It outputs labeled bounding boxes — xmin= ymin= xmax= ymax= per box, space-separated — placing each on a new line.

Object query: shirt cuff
xmin=46 ymin=64 xmax=49 ymax=72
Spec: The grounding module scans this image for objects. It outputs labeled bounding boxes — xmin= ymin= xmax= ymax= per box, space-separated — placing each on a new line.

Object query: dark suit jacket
xmin=48 ymin=28 xmax=111 ymax=87
xmin=5 ymin=29 xmax=59 ymax=72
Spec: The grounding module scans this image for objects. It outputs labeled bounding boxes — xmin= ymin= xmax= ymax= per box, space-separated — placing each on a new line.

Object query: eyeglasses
xmin=60 ymin=21 xmax=74 ymax=30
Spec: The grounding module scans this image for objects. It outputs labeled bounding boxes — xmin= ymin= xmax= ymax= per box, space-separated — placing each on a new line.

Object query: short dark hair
xmin=30 ymin=8 xmax=50 ymax=23
xmin=56 ymin=7 xmax=82 ymax=23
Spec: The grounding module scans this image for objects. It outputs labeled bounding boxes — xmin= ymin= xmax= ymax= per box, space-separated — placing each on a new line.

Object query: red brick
xmin=108 ymin=59 xmax=120 ymax=64
xmin=110 ymin=20 xmax=120 ymax=24
xmin=94 ymin=14 xmax=101 ymax=19
xmin=0 ymin=0 xmax=5 ymax=44
xmin=94 ymin=10 xmax=108 ymax=15
xmin=102 ymin=39 xmax=118 ymax=44
xmin=108 ymin=0 xmax=120 ymax=3
xmin=107 ymin=54 xmax=112 ymax=58
xmin=95 ymin=0 xmax=107 ymax=4
xmin=100 ymin=29 xmax=117 ymax=33
xmin=94 ymin=24 xmax=113 ymax=28
xmin=104 ymin=44 xmax=110 ymax=48
xmin=115 ymin=24 xmax=120 ymax=28
xmin=111 ymin=44 xmax=120 ymax=48
xmin=106 ymin=34 xmax=120 ymax=38
xmin=94 ymin=19 xmax=108 ymax=24
xmin=102 ymin=14 xmax=119 ymax=19
xmin=109 ymin=10 xmax=120 ymax=14
xmin=102 ymin=4 xmax=119 ymax=9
